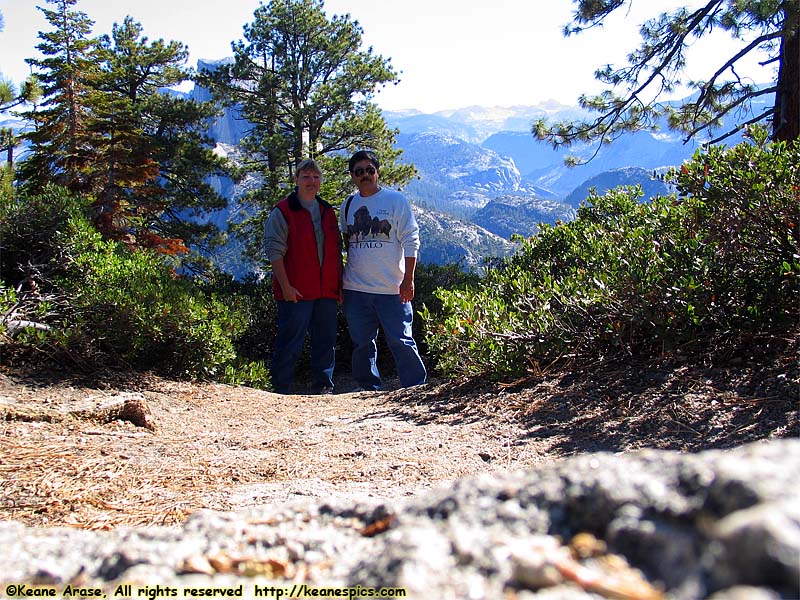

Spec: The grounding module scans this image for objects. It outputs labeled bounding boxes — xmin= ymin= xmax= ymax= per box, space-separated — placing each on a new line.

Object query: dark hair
xmin=348 ymin=150 xmax=380 ymax=173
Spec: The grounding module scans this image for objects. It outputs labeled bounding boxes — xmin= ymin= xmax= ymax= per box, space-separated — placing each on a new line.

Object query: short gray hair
xmin=295 ymin=159 xmax=322 ymax=179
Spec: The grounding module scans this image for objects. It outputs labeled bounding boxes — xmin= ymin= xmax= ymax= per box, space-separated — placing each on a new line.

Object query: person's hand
xmin=282 ymin=285 xmax=303 ymax=302
xmin=399 ymin=279 xmax=414 ymax=303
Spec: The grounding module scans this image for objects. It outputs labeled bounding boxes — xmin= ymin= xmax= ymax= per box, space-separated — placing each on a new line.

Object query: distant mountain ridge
xmin=383 ymin=102 xmax=585 ymax=143
xmin=375 ymin=94 xmax=771 ymax=264
xmin=472 ymin=196 xmax=576 ymax=240
xmin=383 ymin=104 xmax=702 ymax=203
xmin=163 ymin=90 xmax=739 ymax=274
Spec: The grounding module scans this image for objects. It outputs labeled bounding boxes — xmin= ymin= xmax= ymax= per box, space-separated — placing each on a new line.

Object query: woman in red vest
xmin=264 ymin=159 xmax=342 ymax=394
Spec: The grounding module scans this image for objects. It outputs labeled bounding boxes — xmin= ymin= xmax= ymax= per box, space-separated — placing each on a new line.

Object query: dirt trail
xmin=0 ymin=374 xmax=544 ymax=529
xmin=1 ymin=349 xmax=797 ymax=530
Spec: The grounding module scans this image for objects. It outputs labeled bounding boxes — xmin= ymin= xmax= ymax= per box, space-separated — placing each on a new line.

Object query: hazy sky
xmin=0 ymin=0 xmax=770 ymax=113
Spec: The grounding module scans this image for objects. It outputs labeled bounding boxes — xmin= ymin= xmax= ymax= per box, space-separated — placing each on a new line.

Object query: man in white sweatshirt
xmin=340 ymin=150 xmax=427 ymax=390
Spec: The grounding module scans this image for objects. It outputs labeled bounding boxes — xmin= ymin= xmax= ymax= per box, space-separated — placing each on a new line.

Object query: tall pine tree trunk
xmin=774 ymin=4 xmax=800 ymax=142
xmin=1 ymin=128 xmax=12 ymax=168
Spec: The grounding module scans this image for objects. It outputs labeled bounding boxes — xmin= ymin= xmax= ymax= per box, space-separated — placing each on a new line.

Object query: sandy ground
xmin=1 ymin=347 xmax=797 ymax=530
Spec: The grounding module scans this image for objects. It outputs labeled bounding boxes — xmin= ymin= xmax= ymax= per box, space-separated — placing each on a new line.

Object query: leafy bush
xmin=64 ymin=244 xmax=242 ymax=377
xmin=415 ymin=261 xmax=481 ymax=374
xmin=0 ymin=164 xmax=13 ymax=202
xmin=0 ymin=186 xmax=268 ymax=384
xmin=1 ymin=186 xmax=92 ymax=350
xmin=204 ymin=274 xmax=278 ymax=362
xmin=424 ymin=130 xmax=800 ymax=378
xmin=198 ymin=273 xmax=276 ymax=388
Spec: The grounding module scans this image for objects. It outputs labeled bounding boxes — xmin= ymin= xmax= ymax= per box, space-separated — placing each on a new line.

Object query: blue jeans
xmin=271 ymin=298 xmax=338 ymax=394
xmin=343 ymin=289 xmax=427 ymax=390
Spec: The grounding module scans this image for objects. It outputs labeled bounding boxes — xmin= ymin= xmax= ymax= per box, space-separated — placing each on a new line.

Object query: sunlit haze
xmin=0 ymin=0 xmax=771 ymax=113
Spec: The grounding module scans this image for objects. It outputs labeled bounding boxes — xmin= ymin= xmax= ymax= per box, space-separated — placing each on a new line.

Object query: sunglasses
xmin=353 ymin=166 xmax=377 ymax=177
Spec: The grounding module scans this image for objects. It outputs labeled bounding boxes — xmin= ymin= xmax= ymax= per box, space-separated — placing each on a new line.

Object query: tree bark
xmin=774 ymin=4 xmax=800 ymax=142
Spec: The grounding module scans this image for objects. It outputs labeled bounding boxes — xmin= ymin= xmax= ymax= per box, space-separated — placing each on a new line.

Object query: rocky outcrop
xmin=471 ymin=194 xmax=576 ymax=239
xmin=413 ymin=207 xmax=516 ymax=270
xmin=2 ymin=440 xmax=798 ymax=599
xmin=564 ymin=166 xmax=673 ymax=208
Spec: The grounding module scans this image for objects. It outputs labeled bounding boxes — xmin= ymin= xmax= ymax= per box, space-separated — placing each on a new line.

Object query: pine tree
xmin=534 ymin=0 xmax=800 ymax=160
xmin=200 ymin=0 xmax=415 ymax=260
xmin=17 ymin=0 xmax=102 ymax=192
xmin=17 ymin=3 xmax=229 ymax=260
xmin=1 ymin=10 xmax=42 ymax=183
xmin=91 ymin=16 xmax=229 ymax=253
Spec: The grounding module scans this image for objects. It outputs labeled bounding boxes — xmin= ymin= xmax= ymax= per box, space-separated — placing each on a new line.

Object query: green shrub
xmin=0 ymin=186 xmax=93 ymax=352
xmin=198 ymin=273 xmax=275 ymax=388
xmin=424 ymin=131 xmax=800 ymax=378
xmin=63 ymin=244 xmax=240 ymax=377
xmin=0 ymin=164 xmax=13 ymax=203
xmin=204 ymin=274 xmax=278 ymax=363
xmin=415 ymin=262 xmax=482 ymax=374
xmin=0 ymin=186 xmax=267 ymax=384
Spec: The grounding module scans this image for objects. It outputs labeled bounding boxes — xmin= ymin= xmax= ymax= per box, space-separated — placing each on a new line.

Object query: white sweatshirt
xmin=340 ymin=187 xmax=420 ymax=295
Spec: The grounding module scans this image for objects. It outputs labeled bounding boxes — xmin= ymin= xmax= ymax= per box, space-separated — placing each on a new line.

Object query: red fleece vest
xmin=272 ymin=196 xmax=341 ymax=301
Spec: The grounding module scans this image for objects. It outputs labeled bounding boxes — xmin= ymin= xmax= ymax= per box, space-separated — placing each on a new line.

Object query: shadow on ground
xmin=373 ymin=340 xmax=800 ymax=455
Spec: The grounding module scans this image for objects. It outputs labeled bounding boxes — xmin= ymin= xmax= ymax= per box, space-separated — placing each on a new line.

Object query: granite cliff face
xmin=413 ymin=206 xmax=516 ymax=271
xmin=472 ymin=195 xmax=576 ymax=240
xmin=564 ymin=166 xmax=674 ymax=208
xmin=193 ymin=59 xmax=249 ymax=146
